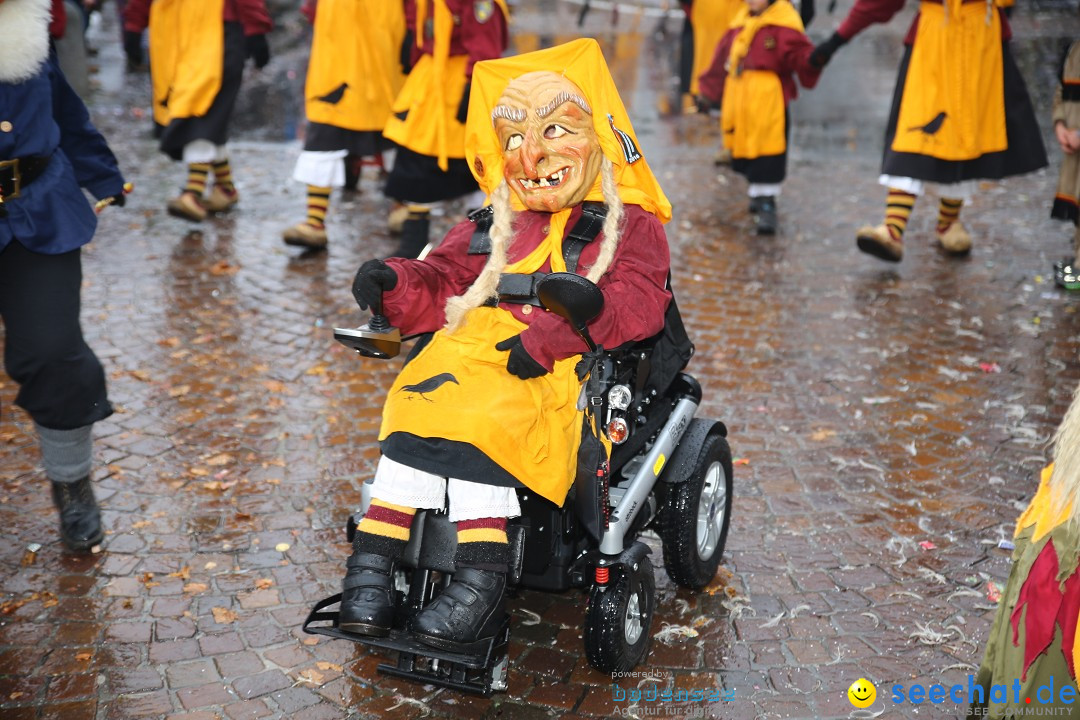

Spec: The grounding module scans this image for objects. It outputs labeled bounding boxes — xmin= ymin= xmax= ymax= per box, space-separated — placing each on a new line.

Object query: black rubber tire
xmin=583 ymin=555 xmax=656 ymax=673
xmin=659 ymin=433 xmax=733 ymax=590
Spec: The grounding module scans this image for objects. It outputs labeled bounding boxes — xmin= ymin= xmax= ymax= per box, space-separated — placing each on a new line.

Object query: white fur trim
xmin=0 ymin=0 xmax=52 ymax=83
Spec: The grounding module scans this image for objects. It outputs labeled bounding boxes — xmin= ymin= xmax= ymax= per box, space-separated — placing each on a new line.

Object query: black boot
xmin=410 ymin=567 xmax=506 ymax=651
xmin=51 ymin=477 xmax=103 ymax=552
xmin=754 ymin=196 xmax=777 ymax=235
xmin=390 ymin=209 xmax=430 ymax=259
xmin=339 ymin=551 xmax=396 ymax=637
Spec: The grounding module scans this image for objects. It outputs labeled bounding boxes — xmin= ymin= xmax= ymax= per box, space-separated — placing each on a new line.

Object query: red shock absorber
xmin=595 ymin=566 xmax=610 ymax=585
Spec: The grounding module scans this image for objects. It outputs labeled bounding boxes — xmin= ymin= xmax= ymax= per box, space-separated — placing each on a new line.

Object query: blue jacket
xmin=0 ymin=53 xmax=125 ymax=255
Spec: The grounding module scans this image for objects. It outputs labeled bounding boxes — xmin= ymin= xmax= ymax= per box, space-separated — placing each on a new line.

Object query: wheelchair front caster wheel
xmin=660 ymin=433 xmax=733 ymax=590
xmin=583 ymin=555 xmax=655 ymax=673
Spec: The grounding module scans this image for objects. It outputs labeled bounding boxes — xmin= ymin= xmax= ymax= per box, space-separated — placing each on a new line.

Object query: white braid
xmin=443 ymin=181 xmax=514 ymax=332
xmin=585 ymin=157 xmax=624 ymax=283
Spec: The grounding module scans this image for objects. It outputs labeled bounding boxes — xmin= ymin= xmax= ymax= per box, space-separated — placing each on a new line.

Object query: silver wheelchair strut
xmin=599 ymin=397 xmax=699 ymax=556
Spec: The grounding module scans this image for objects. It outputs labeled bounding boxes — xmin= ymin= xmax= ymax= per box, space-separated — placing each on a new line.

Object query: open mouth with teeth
xmin=518 ymin=167 xmax=570 ymax=190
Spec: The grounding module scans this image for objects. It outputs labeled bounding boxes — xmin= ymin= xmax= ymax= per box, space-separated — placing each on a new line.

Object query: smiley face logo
xmin=847 ymin=678 xmax=876 ymax=708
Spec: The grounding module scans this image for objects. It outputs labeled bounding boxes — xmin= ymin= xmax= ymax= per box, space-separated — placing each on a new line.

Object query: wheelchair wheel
xmin=660 ymin=433 xmax=733 ymax=590
xmin=583 ymin=555 xmax=655 ymax=673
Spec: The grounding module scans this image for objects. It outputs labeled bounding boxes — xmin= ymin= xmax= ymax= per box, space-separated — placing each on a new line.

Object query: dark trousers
xmin=0 ymin=241 xmax=111 ymax=430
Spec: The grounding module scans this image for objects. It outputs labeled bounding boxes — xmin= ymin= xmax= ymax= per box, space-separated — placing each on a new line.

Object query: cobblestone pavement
xmin=3 ymin=2 xmax=1080 ymax=719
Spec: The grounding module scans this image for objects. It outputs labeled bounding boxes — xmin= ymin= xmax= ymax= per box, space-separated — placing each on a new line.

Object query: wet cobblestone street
xmin=2 ymin=1 xmax=1080 ymax=718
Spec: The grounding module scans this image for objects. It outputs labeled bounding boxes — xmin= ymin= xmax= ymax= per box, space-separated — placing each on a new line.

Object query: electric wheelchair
xmin=303 ymin=272 xmax=733 ymax=695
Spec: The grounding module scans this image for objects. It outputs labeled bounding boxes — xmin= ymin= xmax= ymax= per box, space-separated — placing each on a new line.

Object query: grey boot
xmin=51 ymin=477 xmax=103 ymax=552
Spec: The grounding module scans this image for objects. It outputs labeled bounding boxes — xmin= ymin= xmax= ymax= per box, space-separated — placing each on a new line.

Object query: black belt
xmin=0 ymin=156 xmax=52 ymax=216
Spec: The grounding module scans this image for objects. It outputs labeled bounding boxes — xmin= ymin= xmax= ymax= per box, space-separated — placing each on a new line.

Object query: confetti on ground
xmin=987 ymin=581 xmax=1002 ymax=603
xmin=919 ymin=541 xmax=937 ymax=550
xmin=654 ymin=623 xmax=699 ymax=643
xmin=275 ymin=543 xmax=291 ymax=552
xmin=979 ymin=362 xmax=1001 ymax=373
xmin=998 ymin=540 xmax=1015 ymax=551
xmin=734 ymin=458 xmax=750 ymax=466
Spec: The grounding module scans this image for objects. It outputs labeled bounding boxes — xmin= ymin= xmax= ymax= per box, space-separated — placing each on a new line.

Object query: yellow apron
xmin=383 ymin=53 xmax=471 ymax=161
xmin=383 ymin=0 xmax=509 ymax=169
xmin=689 ymin=0 xmax=743 ymax=95
xmin=305 ymin=0 xmax=406 ymax=132
xmin=379 ymin=307 xmax=585 ymax=506
xmin=891 ymin=1 xmax=1006 ymax=160
xmin=722 ymin=70 xmax=786 ymax=160
xmin=721 ymin=1 xmax=803 ymax=160
xmin=149 ymin=0 xmax=225 ymax=127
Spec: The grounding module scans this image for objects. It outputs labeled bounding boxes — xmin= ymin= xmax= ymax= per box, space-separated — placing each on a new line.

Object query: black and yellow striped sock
xmin=937 ymin=197 xmax=963 ymax=233
xmin=454 ymin=517 xmax=509 ymax=572
xmin=353 ymin=498 xmax=415 ymax=558
xmin=884 ymin=189 xmax=917 ymax=242
xmin=306 ymin=185 xmax=331 ymax=229
xmin=184 ymin=163 xmax=212 ymax=196
xmin=212 ymin=159 xmax=236 ymax=194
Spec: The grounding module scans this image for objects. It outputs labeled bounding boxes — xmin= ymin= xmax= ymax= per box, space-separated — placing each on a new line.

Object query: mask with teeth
xmin=493 ymin=72 xmax=603 ymax=213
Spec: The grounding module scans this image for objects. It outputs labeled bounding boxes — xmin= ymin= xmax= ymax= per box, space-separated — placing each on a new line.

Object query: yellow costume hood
xmin=464 ymin=38 xmax=672 ymax=223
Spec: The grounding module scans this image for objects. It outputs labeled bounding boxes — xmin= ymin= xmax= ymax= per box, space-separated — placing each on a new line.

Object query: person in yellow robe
xmin=334 ymin=39 xmax=674 ymax=650
xmin=381 ymin=0 xmax=510 ymax=259
xmin=697 ymin=0 xmax=821 ymax=235
xmin=281 ymin=0 xmax=407 ymax=250
xmin=810 ymin=0 xmax=1047 ymax=262
xmin=122 ymin=0 xmax=273 ymax=223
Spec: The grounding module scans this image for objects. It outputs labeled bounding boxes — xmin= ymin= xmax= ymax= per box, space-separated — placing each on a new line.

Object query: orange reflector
xmin=595 ymin=566 xmax=609 ymax=585
xmin=606 ymin=418 xmax=629 ymax=444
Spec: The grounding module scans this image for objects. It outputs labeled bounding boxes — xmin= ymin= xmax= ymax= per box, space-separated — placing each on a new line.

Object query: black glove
xmin=123 ymin=30 xmax=144 ymax=67
xmin=809 ymin=31 xmax=846 ymax=68
xmin=399 ymin=29 xmax=415 ymax=74
xmin=456 ymin=81 xmax=472 ymax=125
xmin=105 ymin=191 xmax=126 ymax=208
xmin=351 ymin=259 xmax=398 ymax=312
xmin=495 ymin=335 xmax=548 ymax=380
xmin=246 ymin=34 xmax=271 ymax=69
xmin=695 ymin=95 xmax=716 ymax=114
xmin=800 ymin=0 xmax=815 ymax=28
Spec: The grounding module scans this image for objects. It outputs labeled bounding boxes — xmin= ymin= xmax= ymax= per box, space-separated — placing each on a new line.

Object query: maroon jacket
xmin=123 ymin=0 xmax=273 ymax=35
xmin=403 ymin=0 xmax=509 ymax=79
xmin=835 ymin=0 xmax=1012 ymax=44
xmin=381 ymin=205 xmax=672 ymax=371
xmin=698 ymin=24 xmax=820 ymax=107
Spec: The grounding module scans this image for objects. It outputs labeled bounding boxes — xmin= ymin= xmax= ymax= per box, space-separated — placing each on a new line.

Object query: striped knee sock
xmin=455 ymin=517 xmax=509 ymax=572
xmin=212 ymin=159 xmax=236 ymax=194
xmin=306 ymin=186 xmax=331 ymax=229
xmin=937 ymin=197 xmax=963 ymax=233
xmin=885 ymin=189 xmax=917 ymax=242
xmin=353 ymin=498 xmax=416 ymax=558
xmin=184 ymin=163 xmax=212 ymax=196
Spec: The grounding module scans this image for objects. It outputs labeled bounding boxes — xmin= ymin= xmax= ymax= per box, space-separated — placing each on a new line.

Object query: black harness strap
xmin=467 ymin=206 xmax=495 ymax=255
xmin=468 ymin=202 xmax=609 ymax=306
xmin=562 ymin=202 xmax=607 ymax=272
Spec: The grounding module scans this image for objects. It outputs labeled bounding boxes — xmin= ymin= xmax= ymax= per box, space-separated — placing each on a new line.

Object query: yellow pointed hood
xmin=464 ymin=38 xmax=672 ymax=223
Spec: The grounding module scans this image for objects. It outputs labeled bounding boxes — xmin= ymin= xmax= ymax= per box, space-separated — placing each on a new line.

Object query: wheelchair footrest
xmin=303 ymin=593 xmax=510 ymax=695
